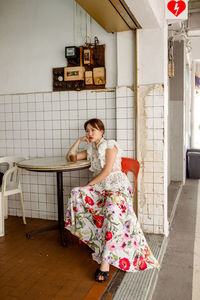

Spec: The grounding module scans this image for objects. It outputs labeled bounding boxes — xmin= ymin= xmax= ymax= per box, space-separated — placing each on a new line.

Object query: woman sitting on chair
xmin=65 ymin=118 xmax=159 ymax=282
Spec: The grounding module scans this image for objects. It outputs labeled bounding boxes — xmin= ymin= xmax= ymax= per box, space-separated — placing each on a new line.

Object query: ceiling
xmin=188 ymin=0 xmax=200 ymax=35
xmin=74 ymin=0 xmax=199 ymax=33
xmin=188 ymin=0 xmax=200 ymax=13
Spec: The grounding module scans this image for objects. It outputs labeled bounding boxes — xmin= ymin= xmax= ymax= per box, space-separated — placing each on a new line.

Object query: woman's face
xmin=86 ymin=123 xmax=104 ymax=144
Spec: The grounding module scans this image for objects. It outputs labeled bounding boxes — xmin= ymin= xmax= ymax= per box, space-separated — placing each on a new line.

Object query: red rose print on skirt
xmin=139 ymin=257 xmax=147 ymax=270
xmin=133 ymin=256 xmax=148 ymax=271
xmin=65 ymin=218 xmax=71 ymax=227
xmin=119 ymin=258 xmax=131 ymax=271
xmin=85 ymin=196 xmax=94 ymax=206
xmin=93 ymin=215 xmax=104 ymax=228
xmin=65 ymin=169 xmax=160 ymax=272
xmin=105 ymin=231 xmax=112 ymax=241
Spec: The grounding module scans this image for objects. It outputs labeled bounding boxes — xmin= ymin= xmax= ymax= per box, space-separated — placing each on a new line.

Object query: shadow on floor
xmin=168 ymin=181 xmax=182 ymax=221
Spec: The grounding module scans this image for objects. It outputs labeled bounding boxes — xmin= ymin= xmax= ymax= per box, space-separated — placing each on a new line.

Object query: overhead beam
xmin=75 ymin=0 xmax=141 ymax=32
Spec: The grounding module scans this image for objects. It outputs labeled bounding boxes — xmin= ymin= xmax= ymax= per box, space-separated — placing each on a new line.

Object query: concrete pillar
xmin=115 ymin=31 xmax=137 ymax=212
xmin=169 ymin=40 xmax=186 ymax=183
xmin=116 ymin=31 xmax=136 ymax=158
xmin=136 ymin=23 xmax=169 ymax=236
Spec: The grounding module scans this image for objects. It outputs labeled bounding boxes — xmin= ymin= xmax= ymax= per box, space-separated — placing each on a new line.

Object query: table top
xmin=17 ymin=157 xmax=91 ymax=172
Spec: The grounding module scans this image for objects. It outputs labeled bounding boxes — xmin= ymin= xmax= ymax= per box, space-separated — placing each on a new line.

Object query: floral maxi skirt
xmin=65 ymin=171 xmax=160 ymax=272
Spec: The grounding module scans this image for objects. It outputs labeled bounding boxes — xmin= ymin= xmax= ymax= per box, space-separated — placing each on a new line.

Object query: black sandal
xmin=95 ymin=268 xmax=110 ymax=282
xmin=88 ymin=247 xmax=95 ymax=254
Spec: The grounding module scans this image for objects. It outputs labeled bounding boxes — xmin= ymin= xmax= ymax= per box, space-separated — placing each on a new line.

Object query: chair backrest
xmin=0 ymin=157 xmax=25 ymax=194
xmin=121 ymin=157 xmax=140 ymax=195
xmin=1 ymin=166 xmax=20 ymax=195
xmin=0 ymin=156 xmax=25 ymax=169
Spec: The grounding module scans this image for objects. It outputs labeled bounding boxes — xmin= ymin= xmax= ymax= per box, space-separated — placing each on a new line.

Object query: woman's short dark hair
xmin=84 ymin=118 xmax=105 ymax=133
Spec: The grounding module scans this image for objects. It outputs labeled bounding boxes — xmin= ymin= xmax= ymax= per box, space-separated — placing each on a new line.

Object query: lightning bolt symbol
xmin=174 ymin=3 xmax=179 ymax=16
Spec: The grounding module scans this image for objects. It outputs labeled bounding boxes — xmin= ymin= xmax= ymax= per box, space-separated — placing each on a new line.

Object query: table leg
xmin=56 ymin=171 xmax=67 ymax=247
xmin=26 ymin=224 xmax=58 ymax=239
xmin=26 ymin=172 xmax=67 ymax=247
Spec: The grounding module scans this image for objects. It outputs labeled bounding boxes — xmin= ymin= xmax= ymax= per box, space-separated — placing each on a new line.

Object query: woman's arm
xmin=66 ymin=137 xmax=88 ymax=161
xmin=88 ymin=146 xmax=118 ymax=185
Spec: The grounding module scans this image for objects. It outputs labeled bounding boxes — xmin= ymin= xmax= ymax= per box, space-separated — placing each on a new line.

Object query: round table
xmin=17 ymin=157 xmax=90 ymax=247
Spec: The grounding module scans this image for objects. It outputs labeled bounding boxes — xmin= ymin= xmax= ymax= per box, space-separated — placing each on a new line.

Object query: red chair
xmin=121 ymin=157 xmax=140 ymax=196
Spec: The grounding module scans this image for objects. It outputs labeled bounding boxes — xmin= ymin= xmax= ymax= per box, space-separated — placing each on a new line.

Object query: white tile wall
xmin=0 ymin=89 xmax=136 ymax=221
xmin=137 ymin=84 xmax=166 ymax=234
xmin=116 ymin=87 xmax=136 ymax=159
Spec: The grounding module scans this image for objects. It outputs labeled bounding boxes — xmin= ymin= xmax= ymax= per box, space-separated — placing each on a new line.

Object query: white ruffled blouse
xmin=87 ymin=138 xmax=122 ymax=176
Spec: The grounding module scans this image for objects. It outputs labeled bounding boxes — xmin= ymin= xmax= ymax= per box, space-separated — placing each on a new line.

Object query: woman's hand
xmin=79 ymin=136 xmax=89 ymax=143
xmin=66 ymin=137 xmax=88 ymax=161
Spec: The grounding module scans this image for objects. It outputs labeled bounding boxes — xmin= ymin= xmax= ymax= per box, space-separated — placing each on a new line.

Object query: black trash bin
xmin=186 ymin=149 xmax=200 ymax=179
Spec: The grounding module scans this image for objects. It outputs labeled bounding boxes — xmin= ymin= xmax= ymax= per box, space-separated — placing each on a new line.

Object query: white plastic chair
xmin=0 ymin=157 xmax=26 ymax=237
